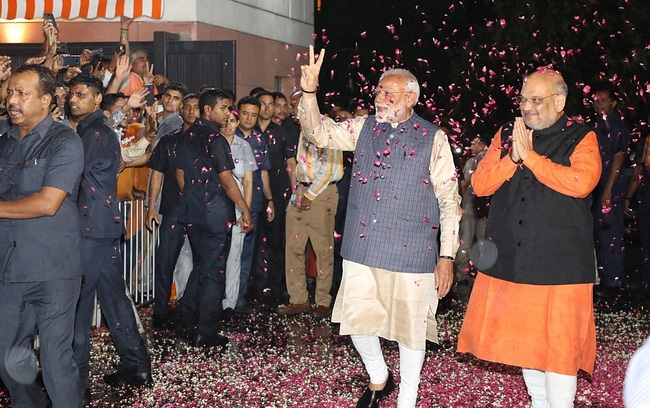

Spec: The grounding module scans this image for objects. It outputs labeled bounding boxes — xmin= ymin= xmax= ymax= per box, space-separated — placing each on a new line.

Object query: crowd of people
xmin=0 ymin=16 xmax=647 ymax=408
xmin=0 ymin=18 xmax=368 ymax=407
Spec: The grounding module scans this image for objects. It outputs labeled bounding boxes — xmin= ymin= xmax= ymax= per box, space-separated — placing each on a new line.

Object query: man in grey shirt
xmin=0 ymin=64 xmax=85 ymax=407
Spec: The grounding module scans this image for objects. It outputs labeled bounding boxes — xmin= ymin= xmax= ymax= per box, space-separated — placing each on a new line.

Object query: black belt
xmin=299 ymin=181 xmax=336 ymax=187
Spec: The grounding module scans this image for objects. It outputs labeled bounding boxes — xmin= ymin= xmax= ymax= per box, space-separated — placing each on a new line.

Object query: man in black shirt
xmin=147 ymin=93 xmax=199 ymax=329
xmin=175 ymin=89 xmax=253 ymax=347
xmin=252 ymin=91 xmax=297 ymax=304
xmin=69 ymin=75 xmax=151 ymax=403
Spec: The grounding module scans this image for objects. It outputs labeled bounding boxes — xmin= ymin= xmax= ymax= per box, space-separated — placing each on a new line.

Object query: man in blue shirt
xmin=69 ymin=75 xmax=151 ymax=404
xmin=234 ymin=96 xmax=274 ymax=313
xmin=0 ymin=64 xmax=84 ymax=408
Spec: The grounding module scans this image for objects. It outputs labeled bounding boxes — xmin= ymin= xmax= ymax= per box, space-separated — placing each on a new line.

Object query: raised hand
xmin=80 ymin=49 xmax=92 ymax=66
xmin=43 ymin=21 xmax=58 ymax=55
xmin=144 ymin=105 xmax=158 ymax=134
xmin=25 ymin=56 xmax=46 ymax=65
xmin=114 ymin=54 xmax=131 ymax=81
xmin=42 ymin=18 xmax=58 ymax=34
xmin=143 ymin=62 xmax=154 ymax=85
xmin=120 ymin=15 xmax=133 ymax=30
xmin=0 ymin=56 xmax=11 ymax=82
xmin=127 ymin=87 xmax=148 ymax=111
xmin=89 ymin=60 xmax=105 ymax=79
xmin=62 ymin=66 xmax=81 ymax=82
xmin=300 ymin=45 xmax=325 ymax=93
xmin=50 ymin=106 xmax=62 ymax=122
xmin=108 ymin=50 xmax=122 ymax=73
xmin=51 ymin=54 xmax=65 ymax=71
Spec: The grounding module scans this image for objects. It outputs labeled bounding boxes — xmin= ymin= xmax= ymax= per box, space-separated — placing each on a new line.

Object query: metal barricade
xmin=92 ymin=199 xmax=158 ymax=327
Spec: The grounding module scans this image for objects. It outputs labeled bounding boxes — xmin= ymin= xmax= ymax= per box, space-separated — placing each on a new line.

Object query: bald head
xmin=523 ymin=68 xmax=568 ymax=97
xmin=519 ymin=68 xmax=568 ymax=130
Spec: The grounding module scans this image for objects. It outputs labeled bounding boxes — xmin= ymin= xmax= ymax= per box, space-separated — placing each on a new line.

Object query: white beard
xmin=375 ymin=102 xmax=407 ymax=124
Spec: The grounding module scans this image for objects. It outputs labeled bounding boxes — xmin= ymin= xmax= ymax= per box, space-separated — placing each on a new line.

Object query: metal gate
xmin=153 ymin=32 xmax=236 ymax=95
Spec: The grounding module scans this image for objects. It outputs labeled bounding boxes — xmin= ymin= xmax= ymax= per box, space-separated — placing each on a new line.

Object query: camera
xmin=87 ymin=48 xmax=103 ymax=58
xmin=43 ymin=13 xmax=58 ymax=31
xmin=56 ymin=42 xmax=69 ymax=55
xmin=144 ymin=84 xmax=156 ymax=106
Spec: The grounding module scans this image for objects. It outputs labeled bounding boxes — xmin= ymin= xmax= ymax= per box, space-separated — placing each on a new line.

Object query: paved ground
xmin=0 ymin=234 xmax=647 ymax=407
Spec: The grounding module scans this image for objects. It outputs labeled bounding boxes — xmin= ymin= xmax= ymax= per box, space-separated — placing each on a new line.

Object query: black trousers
xmin=152 ymin=209 xmax=186 ymax=318
xmin=252 ymin=196 xmax=289 ymax=297
xmin=593 ymin=181 xmax=627 ymax=287
xmin=179 ymin=222 xmax=231 ymax=337
xmin=238 ymin=212 xmax=261 ymax=307
xmin=0 ymin=278 xmax=82 ymax=408
xmin=73 ymin=238 xmax=150 ymax=389
xmin=636 ymin=186 xmax=650 ymax=285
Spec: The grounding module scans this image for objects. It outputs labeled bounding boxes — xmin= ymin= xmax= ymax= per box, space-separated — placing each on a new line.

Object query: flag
xmin=0 ymin=0 xmax=164 ymax=20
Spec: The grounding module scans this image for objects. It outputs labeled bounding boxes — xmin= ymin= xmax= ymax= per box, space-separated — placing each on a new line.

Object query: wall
xmin=165 ymin=0 xmax=313 ymax=48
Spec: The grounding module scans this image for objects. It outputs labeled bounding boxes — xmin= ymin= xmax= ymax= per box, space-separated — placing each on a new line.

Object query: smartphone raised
xmin=44 ymin=13 xmax=58 ymax=31
xmin=87 ymin=48 xmax=103 ymax=58
xmin=144 ymin=84 xmax=155 ymax=106
xmin=61 ymin=55 xmax=80 ymax=66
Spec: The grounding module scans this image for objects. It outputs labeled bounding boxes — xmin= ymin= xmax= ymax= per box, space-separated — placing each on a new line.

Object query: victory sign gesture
xmin=300 ymin=45 xmax=325 ymax=93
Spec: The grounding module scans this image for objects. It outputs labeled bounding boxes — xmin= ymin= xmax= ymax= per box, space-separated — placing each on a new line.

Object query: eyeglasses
xmin=373 ymin=89 xmax=411 ymax=99
xmin=514 ymin=93 xmax=559 ymax=106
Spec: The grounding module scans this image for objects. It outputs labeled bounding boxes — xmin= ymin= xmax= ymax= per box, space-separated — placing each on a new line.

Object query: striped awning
xmin=0 ymin=0 xmax=164 ymax=20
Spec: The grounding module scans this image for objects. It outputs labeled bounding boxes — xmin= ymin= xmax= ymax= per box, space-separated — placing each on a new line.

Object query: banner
xmin=0 ymin=0 xmax=163 ymax=20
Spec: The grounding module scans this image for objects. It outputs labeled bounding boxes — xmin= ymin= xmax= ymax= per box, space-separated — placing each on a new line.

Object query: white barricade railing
xmin=92 ymin=199 xmax=159 ymax=327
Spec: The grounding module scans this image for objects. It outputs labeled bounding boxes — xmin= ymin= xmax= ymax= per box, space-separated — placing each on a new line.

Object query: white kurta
xmin=332 ymin=260 xmax=439 ymax=350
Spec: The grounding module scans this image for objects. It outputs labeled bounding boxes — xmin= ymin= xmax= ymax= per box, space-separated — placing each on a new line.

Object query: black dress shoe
xmin=176 ymin=324 xmax=197 ymax=342
xmin=356 ymin=370 xmax=396 ymax=408
xmin=193 ymin=333 xmax=229 ymax=349
xmin=222 ymin=307 xmax=235 ymax=322
xmin=81 ymin=388 xmax=91 ymax=406
xmin=234 ymin=303 xmax=255 ymax=315
xmin=594 ymin=284 xmax=621 ymax=301
xmin=426 ymin=340 xmax=442 ymax=352
xmin=104 ymin=367 xmax=153 ymax=388
xmin=152 ymin=313 xmax=177 ymax=330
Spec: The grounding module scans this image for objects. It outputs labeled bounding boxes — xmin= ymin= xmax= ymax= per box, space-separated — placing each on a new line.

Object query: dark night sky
xmin=314 ymin=0 xmax=649 ymax=150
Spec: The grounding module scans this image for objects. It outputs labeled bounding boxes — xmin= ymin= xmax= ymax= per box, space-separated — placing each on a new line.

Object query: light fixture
xmin=1 ymin=20 xmax=29 ymax=44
